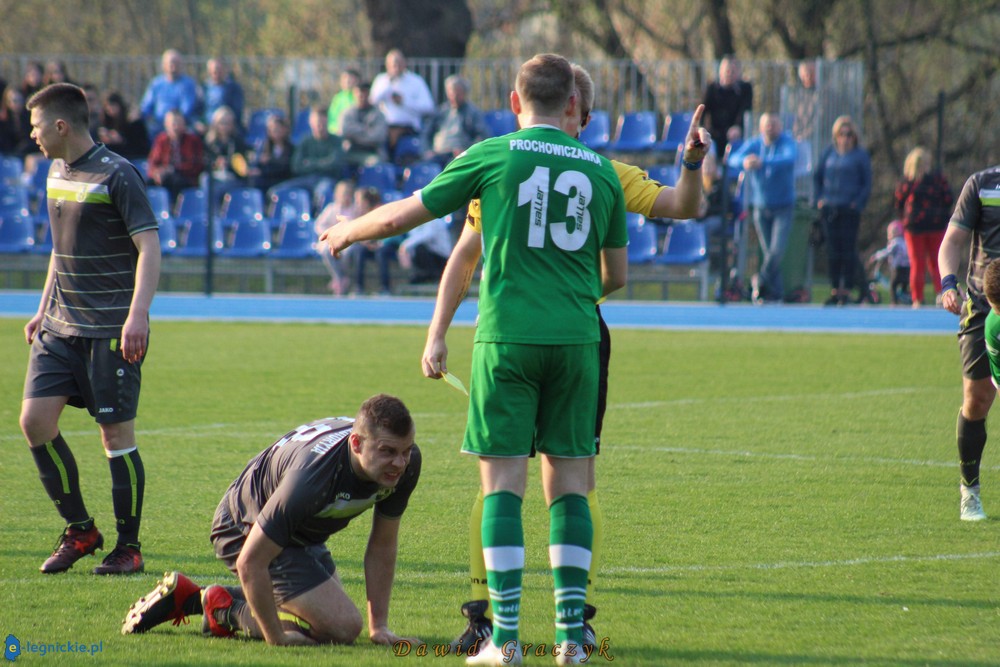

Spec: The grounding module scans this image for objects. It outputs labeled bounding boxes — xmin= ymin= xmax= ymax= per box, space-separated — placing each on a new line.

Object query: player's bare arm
xmin=121 ymin=229 xmax=161 ymax=364
xmin=236 ymin=525 xmax=314 ymax=646
xmin=321 ymin=196 xmax=435 ymax=258
xmin=25 ymin=252 xmax=57 ymax=345
xmin=601 ymin=246 xmax=628 ymax=297
xmin=422 ymin=224 xmax=482 ymax=379
xmin=650 ymin=104 xmax=711 ymax=220
xmin=364 ymin=514 xmax=416 ymax=646
xmin=938 ymin=224 xmax=970 ymax=315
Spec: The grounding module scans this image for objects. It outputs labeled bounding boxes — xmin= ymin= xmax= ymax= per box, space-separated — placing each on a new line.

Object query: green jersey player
xmin=322 ymin=53 xmax=628 ymax=666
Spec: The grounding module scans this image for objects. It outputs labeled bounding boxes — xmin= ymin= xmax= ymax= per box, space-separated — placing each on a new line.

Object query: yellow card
xmin=442 ymin=372 xmax=469 ymax=396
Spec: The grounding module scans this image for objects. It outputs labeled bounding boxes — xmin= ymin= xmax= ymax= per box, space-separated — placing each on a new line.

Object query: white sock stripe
xmin=555 ymin=622 xmax=584 ymax=629
xmin=555 ymin=594 xmax=587 ymax=602
xmin=489 ymin=586 xmax=522 ymax=598
xmin=493 ymin=619 xmax=519 ymax=630
xmin=549 ymin=544 xmax=592 ymax=570
xmin=105 ymin=445 xmax=137 ymax=458
xmin=554 ymin=586 xmax=588 ymax=595
xmin=484 ymin=545 xmax=525 ymax=572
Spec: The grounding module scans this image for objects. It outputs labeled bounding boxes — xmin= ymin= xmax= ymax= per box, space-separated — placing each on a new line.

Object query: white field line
xmin=4 ymin=551 xmax=995 ymax=588
xmin=614 ymin=386 xmax=937 ymax=410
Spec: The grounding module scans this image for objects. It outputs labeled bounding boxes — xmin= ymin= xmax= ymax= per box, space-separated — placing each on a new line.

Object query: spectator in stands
xmin=313 ymin=180 xmax=356 ymax=296
xmin=702 ymin=55 xmax=753 ymax=155
xmin=42 ymin=60 xmax=73 ymax=87
xmin=98 ymin=91 xmax=151 ymax=161
xmin=728 ymin=113 xmax=797 ymax=304
xmin=397 ymin=215 xmax=452 ymax=284
xmin=203 ymin=105 xmax=251 ymax=206
xmin=420 ymin=74 xmax=489 ymax=168
xmin=0 ymin=85 xmax=35 ymax=157
xmin=813 ymin=115 xmax=872 ymax=306
xmin=81 ymin=83 xmax=102 ymax=140
xmin=198 ymin=58 xmax=245 ymax=137
xmin=147 ymin=109 xmax=204 ymax=202
xmin=291 ymin=105 xmax=347 ymax=185
xmin=350 ymin=187 xmax=396 ymax=296
xmin=19 ymin=61 xmax=44 ymax=100
xmin=783 ymin=60 xmax=818 ymax=143
xmin=340 ymin=81 xmax=389 ymax=168
xmin=140 ymin=49 xmax=201 ymax=140
xmin=327 ymin=69 xmax=359 ymax=135
xmin=894 ymin=146 xmax=953 ymax=308
xmin=370 ymin=50 xmax=435 ymax=157
xmin=249 ymin=114 xmax=293 ymax=193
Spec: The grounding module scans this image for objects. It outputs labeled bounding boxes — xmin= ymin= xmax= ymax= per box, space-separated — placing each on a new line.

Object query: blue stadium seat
xmin=175 ymin=218 xmax=224 ymax=257
xmin=401 ymin=161 xmax=442 ymax=196
xmin=271 ymin=219 xmax=318 ymax=259
xmin=579 ymin=110 xmax=610 ymax=151
xmin=645 ymin=164 xmax=678 ymax=189
xmin=26 ymin=158 xmax=52 ymax=208
xmin=0 ymin=184 xmax=31 ymax=216
xmin=269 ymin=187 xmax=312 ymax=225
xmin=357 ymin=163 xmax=398 ymax=194
xmin=0 ymin=213 xmax=36 ymax=252
xmin=291 ymin=108 xmax=312 ymax=145
xmin=310 ymin=178 xmax=337 ymax=215
xmin=626 ymin=214 xmax=658 ymax=264
xmin=174 ymin=187 xmax=209 ymax=221
xmin=221 ymin=218 xmax=271 ymax=257
xmin=32 ymin=219 xmax=52 ymax=255
xmin=656 ymin=220 xmax=710 ymax=300
xmin=246 ymin=108 xmax=285 ymax=147
xmin=610 ymin=111 xmax=658 ymax=153
xmin=483 ymin=109 xmax=517 ymax=137
xmin=656 ymin=110 xmax=693 ymax=154
xmin=131 ymin=158 xmax=149 ymax=180
xmin=393 ymin=135 xmax=424 ymax=164
xmin=220 ymin=187 xmax=266 ymax=221
xmin=0 ymin=155 xmax=24 ymax=186
xmin=146 ymin=185 xmax=177 ymax=254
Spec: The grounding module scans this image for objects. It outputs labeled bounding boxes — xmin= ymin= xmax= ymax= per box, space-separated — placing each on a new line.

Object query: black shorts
xmin=210 ymin=500 xmax=336 ymax=607
xmin=958 ymin=292 xmax=991 ymax=380
xmin=23 ymin=329 xmax=144 ymax=424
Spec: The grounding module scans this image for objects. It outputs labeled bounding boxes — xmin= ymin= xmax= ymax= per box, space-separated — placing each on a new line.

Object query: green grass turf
xmin=0 ymin=318 xmax=998 ymax=666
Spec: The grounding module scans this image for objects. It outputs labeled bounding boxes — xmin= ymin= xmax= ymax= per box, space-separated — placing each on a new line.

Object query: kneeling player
xmin=121 ymin=394 xmax=421 ymax=646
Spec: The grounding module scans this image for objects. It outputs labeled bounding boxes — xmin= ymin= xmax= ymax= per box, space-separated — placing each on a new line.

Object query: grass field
xmin=0 ymin=316 xmax=997 ymax=666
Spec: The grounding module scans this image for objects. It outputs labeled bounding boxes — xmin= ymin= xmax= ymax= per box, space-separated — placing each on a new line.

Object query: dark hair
xmin=355 ymin=394 xmax=413 ymax=439
xmin=984 ymin=260 xmax=1000 ymax=312
xmin=356 ymin=81 xmax=372 ymax=92
xmin=27 ymin=83 xmax=89 ymax=130
xmin=358 ymin=186 xmax=382 ymax=207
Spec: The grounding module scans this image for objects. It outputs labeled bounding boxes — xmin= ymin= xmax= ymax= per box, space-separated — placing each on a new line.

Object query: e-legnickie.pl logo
xmin=4 ymin=635 xmax=20 ymax=662
xmin=4 ymin=635 xmax=104 ymax=661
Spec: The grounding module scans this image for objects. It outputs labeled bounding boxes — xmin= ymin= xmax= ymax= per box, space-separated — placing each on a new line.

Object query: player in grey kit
xmin=122 ymin=394 xmax=421 ymax=647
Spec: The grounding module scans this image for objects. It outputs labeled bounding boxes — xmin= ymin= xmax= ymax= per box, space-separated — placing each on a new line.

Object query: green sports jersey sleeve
xmin=985 ymin=309 xmax=1000 ymax=389
xmin=421 ymin=125 xmax=626 ymax=344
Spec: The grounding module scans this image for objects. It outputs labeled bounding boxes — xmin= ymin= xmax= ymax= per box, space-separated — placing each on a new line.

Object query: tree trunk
xmin=363 ymin=0 xmax=473 ymax=58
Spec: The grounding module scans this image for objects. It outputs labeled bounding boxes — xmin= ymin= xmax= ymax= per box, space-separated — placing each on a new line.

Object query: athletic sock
xmin=107 ymin=447 xmax=145 ymax=548
xmin=549 ymin=493 xmax=592 ymax=647
xmin=226 ymin=598 xmax=262 ymax=639
xmin=469 ymin=488 xmax=492 ymax=618
xmin=587 ymin=489 xmax=603 ymax=600
xmin=957 ymin=412 xmax=986 ymax=487
xmin=482 ymin=491 xmax=524 ymax=648
xmin=30 ymin=433 xmax=91 ymax=526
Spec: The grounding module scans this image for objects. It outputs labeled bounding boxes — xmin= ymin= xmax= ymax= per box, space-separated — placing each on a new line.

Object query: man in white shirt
xmin=370 ymin=50 xmax=435 ymax=156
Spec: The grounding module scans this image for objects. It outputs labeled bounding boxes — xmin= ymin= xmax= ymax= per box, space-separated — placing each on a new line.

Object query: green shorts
xmin=462 ymin=341 xmax=598 ymax=459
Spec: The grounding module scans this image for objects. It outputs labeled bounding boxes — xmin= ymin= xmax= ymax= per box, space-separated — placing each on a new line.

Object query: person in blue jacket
xmin=813 ymin=115 xmax=872 ymax=305
xmin=728 ymin=113 xmax=797 ymax=303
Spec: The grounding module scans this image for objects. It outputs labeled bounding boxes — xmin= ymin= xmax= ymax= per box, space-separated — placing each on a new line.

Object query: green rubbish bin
xmin=780 ymin=202 xmax=816 ymax=302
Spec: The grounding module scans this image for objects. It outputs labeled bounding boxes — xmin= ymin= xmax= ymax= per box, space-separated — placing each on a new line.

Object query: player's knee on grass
xmin=297 ymin=604 xmax=363 ymax=644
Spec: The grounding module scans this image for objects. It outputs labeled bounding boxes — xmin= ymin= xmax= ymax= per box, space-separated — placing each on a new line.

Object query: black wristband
xmin=942 ymin=274 xmax=958 ymax=293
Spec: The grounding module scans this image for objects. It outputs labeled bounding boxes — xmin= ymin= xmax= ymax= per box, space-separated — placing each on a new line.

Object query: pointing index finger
xmin=689 ymin=104 xmax=705 ymax=134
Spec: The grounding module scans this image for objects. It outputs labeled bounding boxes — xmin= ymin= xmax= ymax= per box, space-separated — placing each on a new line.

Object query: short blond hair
xmin=572 ymin=64 xmax=594 ymax=123
xmin=832 ymin=115 xmax=859 ymax=147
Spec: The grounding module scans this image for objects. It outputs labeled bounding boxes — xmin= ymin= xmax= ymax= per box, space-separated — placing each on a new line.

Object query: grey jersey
xmin=950 ymin=165 xmax=1000 ymax=298
xmin=222 ymin=418 xmax=421 ymax=548
xmin=43 ymin=144 xmax=157 ymax=338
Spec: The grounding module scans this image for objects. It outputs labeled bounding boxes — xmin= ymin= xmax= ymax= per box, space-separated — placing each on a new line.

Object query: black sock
xmin=31 ymin=433 xmax=91 ymax=526
xmin=183 ymin=592 xmax=204 ymax=616
xmin=108 ymin=448 xmax=145 ymax=547
xmin=957 ymin=413 xmax=986 ymax=487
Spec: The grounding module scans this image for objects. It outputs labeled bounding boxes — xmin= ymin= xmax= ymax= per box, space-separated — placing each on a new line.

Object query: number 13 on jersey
xmin=519 ymin=166 xmax=593 ymax=252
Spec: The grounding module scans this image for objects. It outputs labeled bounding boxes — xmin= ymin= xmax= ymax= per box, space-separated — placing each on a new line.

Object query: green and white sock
xmin=549 ymin=493 xmax=592 ymax=646
xmin=482 ymin=491 xmax=523 ymax=648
